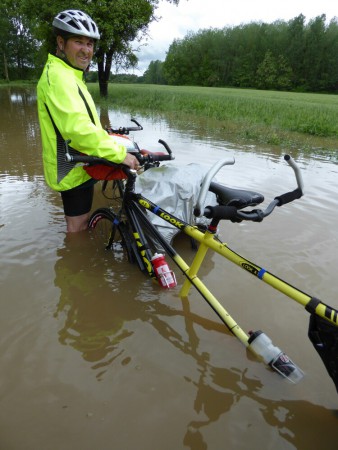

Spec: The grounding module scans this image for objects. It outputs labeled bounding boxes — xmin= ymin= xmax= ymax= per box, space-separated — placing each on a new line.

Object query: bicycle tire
xmin=88 ymin=208 xmax=136 ymax=264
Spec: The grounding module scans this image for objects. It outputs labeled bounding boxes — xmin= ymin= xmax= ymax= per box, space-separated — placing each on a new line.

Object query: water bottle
xmin=151 ymin=253 xmax=177 ymax=289
xmin=248 ymin=330 xmax=304 ymax=383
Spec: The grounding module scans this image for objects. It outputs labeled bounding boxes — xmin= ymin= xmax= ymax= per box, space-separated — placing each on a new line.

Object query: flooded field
xmin=0 ymin=86 xmax=338 ymax=449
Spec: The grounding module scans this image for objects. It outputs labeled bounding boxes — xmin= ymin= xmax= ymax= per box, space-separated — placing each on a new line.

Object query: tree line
xmin=1 ymin=3 xmax=338 ymax=94
xmin=143 ymin=14 xmax=338 ymax=93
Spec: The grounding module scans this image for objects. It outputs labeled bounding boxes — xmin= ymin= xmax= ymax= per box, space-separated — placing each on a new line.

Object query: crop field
xmin=90 ymin=83 xmax=338 ymax=150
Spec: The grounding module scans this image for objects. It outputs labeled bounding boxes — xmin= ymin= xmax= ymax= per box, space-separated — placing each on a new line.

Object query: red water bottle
xmin=151 ymin=253 xmax=177 ymax=289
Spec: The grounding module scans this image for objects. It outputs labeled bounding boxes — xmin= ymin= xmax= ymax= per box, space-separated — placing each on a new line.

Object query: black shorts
xmin=60 ymin=179 xmax=97 ymax=217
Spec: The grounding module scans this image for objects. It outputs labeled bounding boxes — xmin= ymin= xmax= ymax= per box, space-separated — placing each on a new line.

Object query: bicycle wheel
xmin=88 ymin=208 xmax=136 ymax=264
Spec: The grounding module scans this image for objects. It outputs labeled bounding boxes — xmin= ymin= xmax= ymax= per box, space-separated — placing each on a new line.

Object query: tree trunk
xmin=3 ymin=52 xmax=9 ymax=81
xmin=96 ymin=47 xmax=114 ymax=97
xmin=96 ymin=48 xmax=107 ymax=97
xmin=99 ymin=105 xmax=110 ymax=128
xmin=98 ymin=76 xmax=108 ymax=97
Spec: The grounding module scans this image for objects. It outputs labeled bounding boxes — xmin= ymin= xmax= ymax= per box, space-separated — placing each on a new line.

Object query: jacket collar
xmin=48 ymin=53 xmax=85 ymax=81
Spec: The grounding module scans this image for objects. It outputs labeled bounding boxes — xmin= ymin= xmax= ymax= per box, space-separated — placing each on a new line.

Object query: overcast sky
xmin=130 ymin=0 xmax=338 ymax=74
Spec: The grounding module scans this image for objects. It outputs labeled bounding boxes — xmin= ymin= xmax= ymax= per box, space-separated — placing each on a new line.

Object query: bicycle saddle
xmin=209 ymin=181 xmax=264 ymax=209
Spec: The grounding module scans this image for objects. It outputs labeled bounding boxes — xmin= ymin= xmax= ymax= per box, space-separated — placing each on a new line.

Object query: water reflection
xmin=0 ymin=87 xmax=41 ymax=177
xmin=52 ymin=232 xmax=338 ymax=449
xmin=184 ymin=366 xmax=338 ymax=450
xmin=53 ymin=232 xmax=226 ymax=378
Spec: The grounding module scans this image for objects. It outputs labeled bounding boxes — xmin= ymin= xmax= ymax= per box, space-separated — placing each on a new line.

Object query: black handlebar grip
xmin=138 ymin=153 xmax=173 ymax=164
xmin=69 ymin=154 xmax=117 ymax=166
xmin=149 ymin=154 xmax=173 ymax=162
xmin=126 ymin=127 xmax=143 ymax=132
xmin=67 ymin=154 xmax=93 ymax=163
xmin=275 ymin=187 xmax=303 ymax=206
xmin=203 ymin=205 xmax=239 ymax=220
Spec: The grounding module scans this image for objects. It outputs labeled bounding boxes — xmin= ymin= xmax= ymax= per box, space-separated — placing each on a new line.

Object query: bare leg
xmin=65 ymin=213 xmax=90 ymax=233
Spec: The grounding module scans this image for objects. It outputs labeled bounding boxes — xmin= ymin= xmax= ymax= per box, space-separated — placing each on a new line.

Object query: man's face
xmin=62 ymin=36 xmax=94 ymax=70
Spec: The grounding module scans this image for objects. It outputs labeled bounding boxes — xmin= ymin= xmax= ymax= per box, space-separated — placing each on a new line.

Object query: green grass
xmin=3 ymin=81 xmax=336 ymax=151
xmin=89 ymin=84 xmax=338 ymax=151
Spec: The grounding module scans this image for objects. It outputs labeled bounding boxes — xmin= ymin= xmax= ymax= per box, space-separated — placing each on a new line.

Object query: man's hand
xmin=122 ymin=153 xmax=140 ymax=170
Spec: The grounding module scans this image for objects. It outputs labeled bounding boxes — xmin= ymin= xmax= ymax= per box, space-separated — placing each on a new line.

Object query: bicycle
xmin=64 ymin=123 xmax=338 ymax=392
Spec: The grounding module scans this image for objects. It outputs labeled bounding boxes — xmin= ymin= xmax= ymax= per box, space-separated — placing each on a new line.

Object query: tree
xmin=275 ymin=55 xmax=293 ymax=90
xmin=0 ymin=1 xmax=39 ymax=80
xmin=143 ymin=60 xmax=166 ymax=84
xmin=284 ymin=14 xmax=306 ymax=88
xmin=0 ymin=5 xmax=11 ymax=80
xmin=163 ymin=38 xmax=190 ymax=85
xmin=324 ymin=18 xmax=338 ymax=90
xmin=256 ymin=51 xmax=292 ymax=90
xmin=18 ymin=0 xmax=179 ymax=96
xmin=255 ymin=50 xmax=278 ymax=89
xmin=303 ymin=15 xmax=328 ymax=91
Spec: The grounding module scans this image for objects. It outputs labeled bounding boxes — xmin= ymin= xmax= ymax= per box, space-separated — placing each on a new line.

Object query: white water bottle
xmin=248 ymin=330 xmax=304 ymax=383
xmin=151 ymin=253 xmax=177 ymax=289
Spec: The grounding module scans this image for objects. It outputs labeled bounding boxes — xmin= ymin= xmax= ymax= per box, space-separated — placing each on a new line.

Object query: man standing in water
xmin=37 ymin=10 xmax=139 ymax=232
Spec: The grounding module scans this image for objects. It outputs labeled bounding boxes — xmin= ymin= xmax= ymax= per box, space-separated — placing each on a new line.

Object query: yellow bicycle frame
xmin=135 ymin=194 xmax=338 ymax=348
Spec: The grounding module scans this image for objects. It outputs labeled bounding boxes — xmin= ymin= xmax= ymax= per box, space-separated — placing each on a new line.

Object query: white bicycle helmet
xmin=53 ymin=10 xmax=100 ymax=40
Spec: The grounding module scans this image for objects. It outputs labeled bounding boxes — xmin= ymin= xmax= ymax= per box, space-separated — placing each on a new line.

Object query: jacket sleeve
xmin=45 ymin=72 xmax=127 ymax=164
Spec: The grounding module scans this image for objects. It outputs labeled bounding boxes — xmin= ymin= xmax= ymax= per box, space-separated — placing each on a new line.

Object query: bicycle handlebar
xmin=158 ymin=139 xmax=173 ymax=156
xmin=199 ymin=155 xmax=304 ymax=223
xmin=64 ymin=139 xmax=174 ymax=173
xmin=66 ymin=151 xmax=174 ymax=166
xmin=138 ymin=151 xmax=174 ymax=164
xmin=64 ymin=134 xmax=303 ymax=224
xmin=106 ymin=118 xmax=143 ymax=135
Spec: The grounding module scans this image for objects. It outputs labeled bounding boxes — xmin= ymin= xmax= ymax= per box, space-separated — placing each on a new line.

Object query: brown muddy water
xmin=1 ymin=86 xmax=338 ymax=450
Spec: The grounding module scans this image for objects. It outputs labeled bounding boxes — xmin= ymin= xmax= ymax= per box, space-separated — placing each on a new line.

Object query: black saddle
xmin=209 ymin=181 xmax=264 ymax=209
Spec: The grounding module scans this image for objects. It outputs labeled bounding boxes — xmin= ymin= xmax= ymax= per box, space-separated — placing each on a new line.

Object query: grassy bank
xmin=3 ymin=82 xmax=337 ymax=150
xmin=89 ymin=84 xmax=338 ymax=151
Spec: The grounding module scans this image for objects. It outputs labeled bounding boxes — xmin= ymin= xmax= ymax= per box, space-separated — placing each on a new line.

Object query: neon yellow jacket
xmin=37 ymin=54 xmax=126 ymax=191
